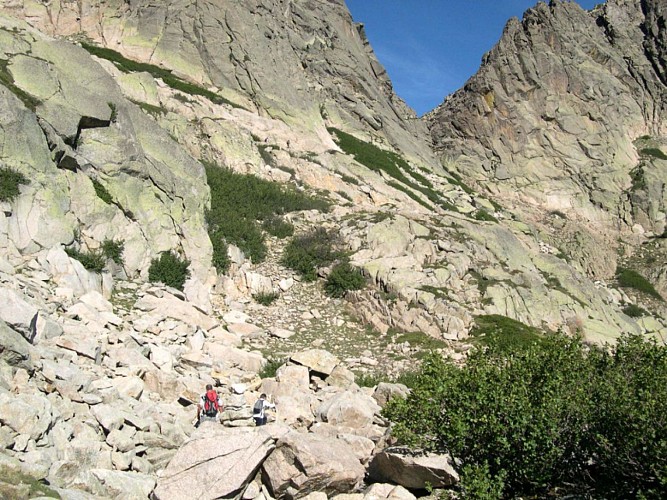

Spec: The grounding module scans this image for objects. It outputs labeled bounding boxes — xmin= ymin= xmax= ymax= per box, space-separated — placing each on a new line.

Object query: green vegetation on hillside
xmin=470 ymin=314 xmax=544 ymax=352
xmin=324 ymin=262 xmax=366 ymax=297
xmin=616 ymin=266 xmax=663 ymax=301
xmin=205 ymin=162 xmax=329 ymax=271
xmin=384 ymin=333 xmax=667 ymax=498
xmin=80 ymin=42 xmax=242 ymax=109
xmin=0 ymin=166 xmax=29 ymax=202
xmin=0 ymin=465 xmax=60 ymax=498
xmin=0 ymin=59 xmax=41 ymax=111
xmin=92 ymin=178 xmax=113 ymax=204
xmin=65 ymin=247 xmax=106 ymax=273
xmin=328 ymin=127 xmax=456 ymax=212
xmin=640 ymin=147 xmax=667 ymax=161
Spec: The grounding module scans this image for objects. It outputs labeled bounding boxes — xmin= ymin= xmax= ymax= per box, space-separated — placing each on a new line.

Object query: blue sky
xmin=345 ymin=0 xmax=600 ymax=116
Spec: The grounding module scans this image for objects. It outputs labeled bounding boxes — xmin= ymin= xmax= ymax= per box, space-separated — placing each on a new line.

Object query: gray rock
xmin=0 ymin=319 xmax=33 ymax=371
xmin=0 ymin=390 xmax=53 ymax=441
xmin=89 ymin=469 xmax=156 ymax=499
xmin=153 ymin=426 xmax=280 ymax=500
xmin=290 ymin=349 xmax=340 ymax=376
xmin=367 ymin=449 xmax=459 ymax=489
xmin=262 ymin=431 xmax=365 ymax=498
xmin=316 ymin=390 xmax=381 ymax=429
xmin=372 ymin=383 xmax=410 ymax=407
xmin=90 ymin=404 xmax=126 ymax=433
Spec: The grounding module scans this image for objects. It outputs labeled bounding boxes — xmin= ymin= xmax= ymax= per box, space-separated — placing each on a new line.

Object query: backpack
xmin=253 ymin=399 xmax=263 ymax=415
xmin=203 ymin=390 xmax=219 ymax=417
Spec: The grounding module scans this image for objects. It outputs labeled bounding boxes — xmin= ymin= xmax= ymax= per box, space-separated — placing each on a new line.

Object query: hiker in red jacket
xmin=196 ymin=384 xmax=222 ymax=426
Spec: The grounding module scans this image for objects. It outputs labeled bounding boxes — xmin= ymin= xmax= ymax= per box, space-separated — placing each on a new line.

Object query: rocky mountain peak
xmin=426 ymin=0 xmax=666 ymax=278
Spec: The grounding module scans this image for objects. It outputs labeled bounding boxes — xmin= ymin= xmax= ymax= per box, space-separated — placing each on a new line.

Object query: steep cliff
xmin=426 ymin=0 xmax=667 ymax=279
xmin=0 ymin=0 xmax=436 ymax=168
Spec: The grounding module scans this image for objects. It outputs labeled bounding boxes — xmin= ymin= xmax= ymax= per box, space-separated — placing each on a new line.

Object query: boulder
xmin=367 ymin=449 xmax=459 ymax=489
xmin=135 ymin=292 xmax=217 ymax=331
xmin=290 ymin=349 xmax=340 ymax=376
xmin=0 ymin=287 xmax=38 ymax=340
xmin=372 ymin=383 xmax=410 ymax=407
xmin=90 ymin=404 xmax=126 ymax=433
xmin=89 ymin=469 xmax=156 ymax=499
xmin=207 ymin=344 xmax=265 ymax=373
xmin=153 ymin=426 xmax=280 ymax=500
xmin=316 ymin=391 xmax=380 ymax=429
xmin=0 ymin=390 xmax=54 ymax=441
xmin=0 ymin=319 xmax=33 ymax=371
xmin=262 ymin=431 xmax=365 ymax=498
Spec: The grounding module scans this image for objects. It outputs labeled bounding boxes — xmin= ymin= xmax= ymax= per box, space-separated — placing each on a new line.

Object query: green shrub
xmin=383 ymin=334 xmax=667 ymax=498
xmin=281 ymin=228 xmax=341 ymax=281
xmin=259 ymin=358 xmax=284 ymax=379
xmin=108 ymin=102 xmax=117 ymax=122
xmin=148 ymin=251 xmax=191 ymax=290
xmin=324 ymin=262 xmax=365 ymax=297
xmin=262 ymin=215 xmax=294 ymax=239
xmin=101 ymin=238 xmax=124 ymax=266
xmin=205 ymin=163 xmax=328 ymax=267
xmin=253 ymin=291 xmax=279 ymax=306
xmin=616 ymin=267 xmax=663 ymax=301
xmin=473 ymin=209 xmax=498 ymax=222
xmin=92 ymin=179 xmax=113 ymax=204
xmin=640 ymin=148 xmax=667 ymax=161
xmin=623 ymin=303 xmax=648 ymax=318
xmin=0 ymin=166 xmax=29 ymax=202
xmin=65 ymin=247 xmax=106 ymax=273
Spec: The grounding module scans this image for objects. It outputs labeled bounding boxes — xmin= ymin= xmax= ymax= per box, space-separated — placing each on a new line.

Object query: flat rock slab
xmin=227 ymin=322 xmax=264 ymax=337
xmin=290 ymin=349 xmax=340 ymax=376
xmin=153 ymin=427 xmax=281 ymax=500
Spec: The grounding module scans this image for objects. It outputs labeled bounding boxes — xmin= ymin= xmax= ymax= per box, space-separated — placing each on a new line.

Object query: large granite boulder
xmin=153 ymin=426 xmax=284 ymax=500
xmin=262 ymin=431 xmax=365 ymax=499
xmin=367 ymin=449 xmax=459 ymax=489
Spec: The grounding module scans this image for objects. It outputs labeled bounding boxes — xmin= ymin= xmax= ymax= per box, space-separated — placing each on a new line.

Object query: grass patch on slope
xmin=328 ymin=127 xmax=456 ymax=212
xmin=0 ymin=59 xmax=41 ymax=111
xmin=80 ymin=42 xmax=243 ymax=109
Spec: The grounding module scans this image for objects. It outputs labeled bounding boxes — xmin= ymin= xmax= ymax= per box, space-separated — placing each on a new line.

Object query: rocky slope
xmin=0 ymin=0 xmax=667 ymax=497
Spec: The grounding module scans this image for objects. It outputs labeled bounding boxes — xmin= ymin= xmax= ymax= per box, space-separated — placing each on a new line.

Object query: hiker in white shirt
xmin=252 ymin=393 xmax=275 ymax=426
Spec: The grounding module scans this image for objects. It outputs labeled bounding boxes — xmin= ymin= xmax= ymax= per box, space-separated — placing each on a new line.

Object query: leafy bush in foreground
xmin=383 ymin=334 xmax=667 ymax=498
xmin=148 ymin=251 xmax=190 ymax=290
xmin=101 ymin=238 xmax=124 ymax=266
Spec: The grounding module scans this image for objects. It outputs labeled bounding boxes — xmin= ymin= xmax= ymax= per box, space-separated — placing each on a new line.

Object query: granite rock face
xmin=426 ymin=0 xmax=667 ymax=256
xmin=0 ymin=0 xmax=437 ymax=170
